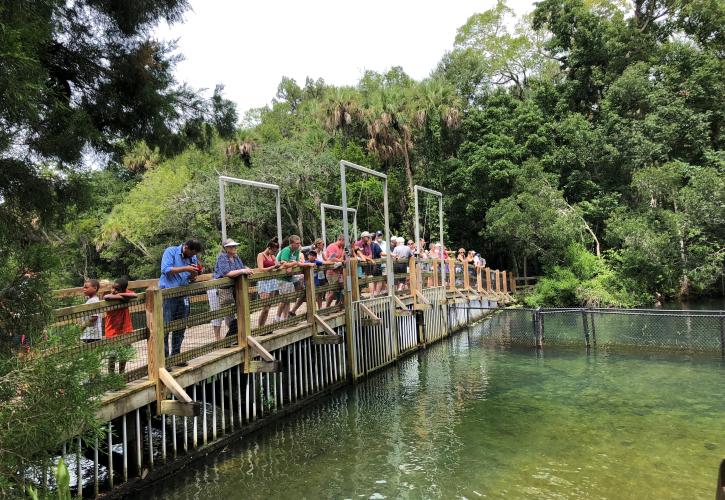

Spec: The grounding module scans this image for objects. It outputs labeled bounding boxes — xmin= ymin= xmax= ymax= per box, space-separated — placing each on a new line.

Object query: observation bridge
xmin=47 ymin=160 xmax=522 ymax=496
xmin=51 ymin=257 xmax=514 ymax=496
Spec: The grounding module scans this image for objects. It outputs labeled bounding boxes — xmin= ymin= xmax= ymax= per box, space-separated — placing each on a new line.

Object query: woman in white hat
xmin=208 ymin=238 xmax=253 ymax=340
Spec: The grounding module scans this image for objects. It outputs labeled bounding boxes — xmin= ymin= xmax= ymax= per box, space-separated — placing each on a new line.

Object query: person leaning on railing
xmin=256 ymin=237 xmax=281 ymax=329
xmin=323 ymin=235 xmax=345 ymax=308
xmin=208 ymin=238 xmax=254 ymax=341
xmin=159 ymin=239 xmax=203 ymax=363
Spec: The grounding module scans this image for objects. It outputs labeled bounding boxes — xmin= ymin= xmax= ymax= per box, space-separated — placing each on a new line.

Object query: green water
xmin=141 ymin=324 xmax=724 ymax=499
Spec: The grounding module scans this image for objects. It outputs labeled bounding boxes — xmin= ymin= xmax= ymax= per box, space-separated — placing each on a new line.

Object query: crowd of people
xmin=78 ymin=234 xmax=486 ymax=367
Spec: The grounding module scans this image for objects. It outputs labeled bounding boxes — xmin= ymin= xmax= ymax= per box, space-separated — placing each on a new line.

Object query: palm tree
xmin=320 ymin=87 xmax=364 ymax=135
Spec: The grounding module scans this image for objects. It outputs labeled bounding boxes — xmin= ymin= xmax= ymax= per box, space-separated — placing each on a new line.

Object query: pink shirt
xmin=325 ymin=243 xmax=344 ymax=260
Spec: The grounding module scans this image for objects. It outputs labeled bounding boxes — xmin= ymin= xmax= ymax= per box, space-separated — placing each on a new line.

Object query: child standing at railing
xmin=80 ymin=279 xmax=103 ymax=343
xmin=305 ymin=249 xmax=327 ymax=309
xmin=104 ymin=277 xmax=138 ymax=373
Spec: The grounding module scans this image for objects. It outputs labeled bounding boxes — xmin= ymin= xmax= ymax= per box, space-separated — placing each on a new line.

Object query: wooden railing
xmin=49 ymin=258 xmax=515 ymax=414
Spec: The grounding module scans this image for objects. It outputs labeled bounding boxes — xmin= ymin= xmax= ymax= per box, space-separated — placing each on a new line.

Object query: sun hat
xmin=223 ymin=238 xmax=240 ymax=247
xmin=360 ymin=231 xmax=371 ymax=238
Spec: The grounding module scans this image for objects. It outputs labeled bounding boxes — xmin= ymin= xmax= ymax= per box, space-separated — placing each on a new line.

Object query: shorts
xmin=207 ymin=288 xmax=234 ymax=327
xmin=393 ymin=262 xmax=407 ymax=275
xmin=278 ymin=280 xmax=295 ymax=295
xmin=371 ymin=264 xmax=382 ymax=277
xmin=258 ymin=279 xmax=278 ymax=294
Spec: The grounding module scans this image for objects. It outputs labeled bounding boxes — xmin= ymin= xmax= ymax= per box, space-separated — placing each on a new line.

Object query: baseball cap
xmin=223 ymin=238 xmax=240 ymax=247
xmin=376 ymin=230 xmax=383 ymax=237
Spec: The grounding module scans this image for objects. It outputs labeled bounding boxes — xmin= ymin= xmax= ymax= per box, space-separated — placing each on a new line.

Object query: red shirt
xmin=105 ymin=307 xmax=133 ymax=338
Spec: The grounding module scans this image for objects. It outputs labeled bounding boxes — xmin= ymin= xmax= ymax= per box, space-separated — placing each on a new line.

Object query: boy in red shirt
xmin=104 ymin=277 xmax=138 ymax=373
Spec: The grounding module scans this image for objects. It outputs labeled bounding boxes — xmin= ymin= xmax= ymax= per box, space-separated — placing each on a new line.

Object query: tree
xmin=454 ymin=1 xmax=554 ymax=98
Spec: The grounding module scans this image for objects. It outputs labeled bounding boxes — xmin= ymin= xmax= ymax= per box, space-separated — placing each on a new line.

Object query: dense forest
xmin=2 ymin=0 xmax=724 ymax=316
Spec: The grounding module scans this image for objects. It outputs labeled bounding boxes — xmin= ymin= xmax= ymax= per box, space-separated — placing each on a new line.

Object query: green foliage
xmin=526 ymin=244 xmax=640 ymax=307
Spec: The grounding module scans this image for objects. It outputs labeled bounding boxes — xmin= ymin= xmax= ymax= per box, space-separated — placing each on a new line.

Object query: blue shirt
xmin=214 ymin=252 xmax=245 ymax=279
xmin=159 ymin=244 xmax=198 ymax=289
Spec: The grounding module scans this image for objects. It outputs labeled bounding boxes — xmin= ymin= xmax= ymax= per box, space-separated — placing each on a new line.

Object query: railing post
xmin=343 ymin=260 xmax=357 ymax=380
xmin=476 ymin=266 xmax=483 ymax=294
xmin=533 ymin=307 xmax=543 ymax=348
xmin=448 ymin=257 xmax=456 ymax=292
xmin=502 ymin=271 xmax=508 ymax=294
xmin=145 ymin=287 xmax=165 ymax=409
xmin=235 ymin=274 xmax=251 ymax=367
xmin=589 ymin=308 xmax=596 ymax=346
xmin=582 ymin=309 xmax=591 ymax=348
xmin=719 ymin=313 xmax=724 ymax=359
xmin=350 ymin=259 xmax=360 ymax=302
xmin=409 ymin=256 xmax=418 ymax=301
xmin=303 ymin=266 xmax=317 ymax=325
xmin=485 ymin=267 xmax=492 ymax=295
xmin=510 ymin=273 xmax=517 ymax=294
xmin=495 ymin=270 xmax=501 ymax=294
xmin=463 ymin=260 xmax=470 ymax=290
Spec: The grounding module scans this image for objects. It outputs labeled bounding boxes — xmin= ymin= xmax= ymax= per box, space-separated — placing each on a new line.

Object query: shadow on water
xmin=136 ymin=319 xmax=724 ymax=500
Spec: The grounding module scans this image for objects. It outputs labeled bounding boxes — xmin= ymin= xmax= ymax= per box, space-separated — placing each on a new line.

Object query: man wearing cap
xmin=355 ymin=231 xmax=375 ymax=282
xmin=374 ymin=230 xmax=387 ymax=253
xmin=208 ymin=239 xmax=254 ymax=340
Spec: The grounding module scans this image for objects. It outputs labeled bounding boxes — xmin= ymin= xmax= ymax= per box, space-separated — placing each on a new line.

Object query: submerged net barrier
xmin=473 ymin=306 xmax=725 ymax=353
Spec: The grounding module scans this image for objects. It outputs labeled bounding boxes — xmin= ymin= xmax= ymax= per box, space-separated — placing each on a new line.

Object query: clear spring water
xmin=140 ymin=321 xmax=724 ymax=499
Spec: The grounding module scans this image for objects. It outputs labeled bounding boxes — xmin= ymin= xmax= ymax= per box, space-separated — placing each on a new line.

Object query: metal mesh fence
xmin=163 ymin=279 xmax=237 ymax=366
xmin=48 ymin=294 xmax=149 ymax=382
xmin=587 ymin=308 xmax=724 ymax=350
xmin=248 ymin=268 xmax=308 ymax=336
xmin=480 ymin=308 xmax=537 ymax=346
xmin=357 ymin=258 xmax=388 ymax=298
xmin=540 ymin=309 xmax=587 ymax=345
xmin=475 ymin=307 xmax=724 ymax=353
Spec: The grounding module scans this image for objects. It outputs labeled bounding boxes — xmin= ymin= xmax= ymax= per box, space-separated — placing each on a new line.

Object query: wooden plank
xmin=159 ymin=400 xmax=202 ymax=417
xmin=314 ymin=314 xmax=338 ymax=336
xmin=394 ymin=309 xmax=414 ymax=317
xmin=53 ymin=294 xmax=146 ymax=319
xmin=158 ymin=368 xmax=193 ymax=403
xmin=412 ymin=303 xmax=432 ymax=311
xmin=415 ymin=290 xmax=431 ymax=305
xmin=247 ymin=336 xmax=275 ymax=362
xmin=359 ymin=303 xmax=381 ymax=325
xmin=312 ymin=334 xmax=343 ymax=345
xmin=393 ymin=295 xmax=409 ymax=310
xmin=245 ymin=360 xmax=282 ymax=373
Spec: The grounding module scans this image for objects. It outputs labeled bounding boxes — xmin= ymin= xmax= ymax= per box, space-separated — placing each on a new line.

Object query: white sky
xmin=154 ymin=0 xmax=536 ymax=116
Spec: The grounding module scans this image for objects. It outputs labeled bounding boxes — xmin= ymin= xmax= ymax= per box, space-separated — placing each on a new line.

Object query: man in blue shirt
xmin=159 ymin=239 xmax=203 ymax=361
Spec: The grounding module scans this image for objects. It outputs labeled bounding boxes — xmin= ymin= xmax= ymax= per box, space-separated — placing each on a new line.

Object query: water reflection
xmin=138 ymin=321 xmax=724 ymax=500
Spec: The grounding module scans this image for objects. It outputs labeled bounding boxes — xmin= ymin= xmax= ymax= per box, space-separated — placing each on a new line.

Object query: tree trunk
xmin=402 ymin=143 xmax=414 ymax=235
xmin=402 ymin=143 xmax=414 ymax=200
xmin=673 ymin=198 xmax=689 ymax=297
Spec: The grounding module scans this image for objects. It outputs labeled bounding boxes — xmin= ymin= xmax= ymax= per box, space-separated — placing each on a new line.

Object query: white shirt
xmin=81 ymin=295 xmax=103 ymax=340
